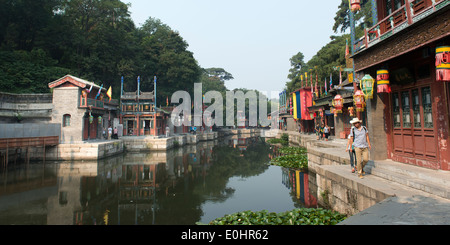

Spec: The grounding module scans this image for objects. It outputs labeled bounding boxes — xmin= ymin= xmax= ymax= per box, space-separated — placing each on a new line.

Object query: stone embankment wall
xmin=271 ymin=130 xmax=392 ymax=216
xmin=27 ymin=140 xmax=125 ymax=161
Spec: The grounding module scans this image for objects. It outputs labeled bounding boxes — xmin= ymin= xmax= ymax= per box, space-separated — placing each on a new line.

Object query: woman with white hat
xmin=348 ymin=118 xmax=371 ymax=179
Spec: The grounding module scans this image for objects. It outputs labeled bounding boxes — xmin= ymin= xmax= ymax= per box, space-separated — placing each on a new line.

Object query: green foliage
xmin=285 ymin=34 xmax=350 ymax=94
xmin=209 ymin=208 xmax=346 ymax=225
xmin=278 ymin=146 xmax=307 ymax=155
xmin=280 ymin=133 xmax=289 ymax=144
xmin=0 ymin=49 xmax=70 ymax=93
xmin=332 ymin=0 xmax=374 ymax=34
xmin=271 ymin=152 xmax=308 ymax=170
xmin=0 ymin=0 xmax=203 ymax=103
xmin=285 ymin=0 xmax=375 ymax=93
xmin=266 ymin=133 xmax=289 ymax=146
xmin=270 ymin=146 xmax=308 ymax=170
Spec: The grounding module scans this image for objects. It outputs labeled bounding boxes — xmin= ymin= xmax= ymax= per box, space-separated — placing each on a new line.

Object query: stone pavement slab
xmin=339 ymin=195 xmax=450 ymax=225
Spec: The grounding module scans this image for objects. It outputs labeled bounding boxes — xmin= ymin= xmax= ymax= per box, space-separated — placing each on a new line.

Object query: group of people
xmin=103 ymin=126 xmax=119 ymax=140
xmin=315 ymin=124 xmax=331 ymax=141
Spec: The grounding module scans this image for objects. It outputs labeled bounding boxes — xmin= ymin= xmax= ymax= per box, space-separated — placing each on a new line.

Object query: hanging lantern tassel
xmin=377 ymin=69 xmax=391 ymax=93
xmin=436 ymin=46 xmax=450 ymax=82
xmin=348 ymin=107 xmax=355 ymax=117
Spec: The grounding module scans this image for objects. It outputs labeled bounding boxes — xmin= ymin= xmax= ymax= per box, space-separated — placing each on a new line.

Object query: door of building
xmin=391 ymin=86 xmax=437 ymax=164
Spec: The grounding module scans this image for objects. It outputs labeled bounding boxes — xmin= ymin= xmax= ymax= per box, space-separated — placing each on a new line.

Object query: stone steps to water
xmin=365 ymin=160 xmax=450 ymax=200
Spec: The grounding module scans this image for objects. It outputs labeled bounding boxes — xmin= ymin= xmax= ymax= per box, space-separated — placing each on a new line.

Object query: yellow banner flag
xmin=106 ymin=86 xmax=112 ymax=101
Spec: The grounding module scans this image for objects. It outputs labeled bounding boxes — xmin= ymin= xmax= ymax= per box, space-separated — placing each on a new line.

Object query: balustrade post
xmin=405 ymin=0 xmax=414 ymax=25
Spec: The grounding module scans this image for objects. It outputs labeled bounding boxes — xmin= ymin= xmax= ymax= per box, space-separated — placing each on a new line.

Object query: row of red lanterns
xmin=307 ymin=45 xmax=449 ymax=118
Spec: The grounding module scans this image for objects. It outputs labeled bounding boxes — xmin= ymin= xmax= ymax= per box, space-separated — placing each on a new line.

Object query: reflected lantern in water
xmin=436 ymin=46 xmax=450 ymax=82
xmin=353 ymin=90 xmax=365 ymax=112
xmin=377 ymin=69 xmax=391 ymax=93
xmin=360 ymin=74 xmax=374 ymax=99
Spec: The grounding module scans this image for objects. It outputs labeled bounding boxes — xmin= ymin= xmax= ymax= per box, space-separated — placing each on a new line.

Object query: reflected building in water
xmin=0 ymin=135 xmax=318 ymax=225
xmin=281 ymin=168 xmax=317 ymax=208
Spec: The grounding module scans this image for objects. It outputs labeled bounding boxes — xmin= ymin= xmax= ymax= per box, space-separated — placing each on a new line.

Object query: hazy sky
xmin=125 ymin=0 xmax=340 ymax=95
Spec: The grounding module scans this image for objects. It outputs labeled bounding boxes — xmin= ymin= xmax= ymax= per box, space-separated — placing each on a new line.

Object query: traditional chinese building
xmin=351 ymin=0 xmax=450 ymax=170
xmin=292 ymin=88 xmax=314 ymax=133
xmin=119 ymin=77 xmax=169 ymax=136
xmin=48 ymin=75 xmax=119 ymax=143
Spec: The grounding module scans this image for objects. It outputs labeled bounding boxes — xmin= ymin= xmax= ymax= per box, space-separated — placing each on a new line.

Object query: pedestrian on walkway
xmin=349 ymin=118 xmax=371 ymax=179
xmin=315 ymin=124 xmax=322 ymax=140
xmin=345 ymin=128 xmax=357 ymax=173
xmin=323 ymin=124 xmax=330 ymax=141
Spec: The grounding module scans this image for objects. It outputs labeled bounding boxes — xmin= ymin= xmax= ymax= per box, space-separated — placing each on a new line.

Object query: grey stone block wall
xmin=0 ymin=123 xmax=61 ymax=139
xmin=51 ymin=87 xmax=85 ymax=143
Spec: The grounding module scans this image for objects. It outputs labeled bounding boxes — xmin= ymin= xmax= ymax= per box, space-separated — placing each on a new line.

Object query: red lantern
xmin=353 ymin=90 xmax=365 ymax=112
xmin=350 ymin=0 xmax=361 ymax=12
xmin=377 ymin=69 xmax=391 ymax=93
xmin=436 ymin=46 xmax=450 ymax=82
xmin=332 ymin=94 xmax=343 ymax=113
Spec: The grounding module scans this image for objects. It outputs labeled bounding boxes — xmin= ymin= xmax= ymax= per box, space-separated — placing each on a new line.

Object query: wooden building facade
xmin=119 ymin=79 xmax=168 ymax=136
xmin=352 ymin=0 xmax=450 ymax=170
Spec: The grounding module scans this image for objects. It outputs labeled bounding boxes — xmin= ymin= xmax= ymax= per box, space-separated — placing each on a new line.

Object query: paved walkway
xmin=339 ymin=195 xmax=450 ymax=225
xmin=278 ymin=130 xmax=450 ymax=225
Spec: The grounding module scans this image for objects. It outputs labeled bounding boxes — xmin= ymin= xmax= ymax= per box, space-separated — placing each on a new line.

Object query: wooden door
xmin=83 ymin=118 xmax=89 ymax=140
xmin=391 ymin=86 xmax=437 ymax=163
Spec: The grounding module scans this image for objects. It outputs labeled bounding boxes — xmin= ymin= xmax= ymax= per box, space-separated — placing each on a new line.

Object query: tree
xmin=285 ymin=35 xmax=350 ymax=94
xmin=200 ymin=68 xmax=232 ymax=95
xmin=137 ymin=17 xmax=201 ymax=106
xmin=333 ymin=0 xmax=374 ymax=35
xmin=286 ymin=52 xmax=306 ymax=92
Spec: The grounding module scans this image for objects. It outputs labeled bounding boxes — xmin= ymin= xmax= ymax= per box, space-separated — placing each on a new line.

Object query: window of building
xmin=63 ymin=114 xmax=71 ymax=127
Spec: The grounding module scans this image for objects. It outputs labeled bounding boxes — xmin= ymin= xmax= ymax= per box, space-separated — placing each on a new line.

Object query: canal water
xmin=0 ymin=135 xmax=318 ymax=225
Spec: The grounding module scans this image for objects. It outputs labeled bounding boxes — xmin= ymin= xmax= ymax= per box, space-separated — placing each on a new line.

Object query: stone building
xmin=48 ymin=75 xmax=119 ymax=143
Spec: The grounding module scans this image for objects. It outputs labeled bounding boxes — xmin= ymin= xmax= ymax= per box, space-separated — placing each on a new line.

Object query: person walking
xmin=323 ymin=124 xmax=330 ymax=141
xmin=315 ymin=124 xmax=322 ymax=140
xmin=349 ymin=118 xmax=371 ymax=179
xmin=345 ymin=127 xmax=357 ymax=173
xmin=108 ymin=126 xmax=112 ymax=140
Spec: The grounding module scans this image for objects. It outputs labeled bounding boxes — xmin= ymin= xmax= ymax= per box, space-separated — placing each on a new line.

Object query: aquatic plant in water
xmin=270 ymin=146 xmax=308 ymax=170
xmin=209 ymin=208 xmax=346 ymax=225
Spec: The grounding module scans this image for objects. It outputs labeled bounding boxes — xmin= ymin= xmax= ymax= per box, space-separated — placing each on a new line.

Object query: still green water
xmin=0 ymin=136 xmax=317 ymax=225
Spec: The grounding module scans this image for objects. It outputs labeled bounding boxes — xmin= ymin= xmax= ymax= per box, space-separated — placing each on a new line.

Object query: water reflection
xmin=0 ymin=135 xmax=318 ymax=225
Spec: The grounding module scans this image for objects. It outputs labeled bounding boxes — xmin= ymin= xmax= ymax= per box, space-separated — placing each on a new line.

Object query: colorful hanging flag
xmin=293 ymin=92 xmax=298 ymax=120
xmin=95 ymin=84 xmax=103 ymax=100
xmin=106 ymin=86 xmax=112 ymax=101
xmin=315 ymin=73 xmax=318 ymax=97
xmin=339 ymin=68 xmax=342 ymax=85
xmin=325 ymin=77 xmax=327 ymax=95
xmin=330 ymin=74 xmax=333 ymax=91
